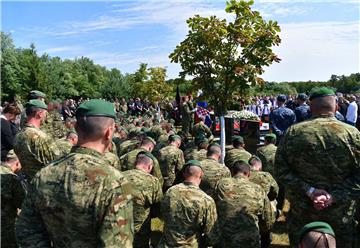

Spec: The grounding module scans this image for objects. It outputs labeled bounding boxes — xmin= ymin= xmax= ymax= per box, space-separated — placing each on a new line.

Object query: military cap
xmin=198 ymin=138 xmax=209 ymax=146
xmin=277 ymin=94 xmax=287 ymax=102
xmin=297 ymin=93 xmax=308 ymax=101
xmin=309 ymin=87 xmax=335 ymax=100
xmin=232 ymin=135 xmax=244 ymax=144
xmin=6 ymin=150 xmax=18 ymax=160
xmin=67 ymin=129 xmax=78 ymax=136
xmin=25 ymin=99 xmax=48 ymax=110
xmin=169 ymin=134 xmax=182 ymax=142
xmin=184 ymin=160 xmax=202 ymax=170
xmin=299 ymin=221 xmax=335 ymax=243
xmin=137 ymin=151 xmax=156 ymax=162
xmin=209 ymin=142 xmax=221 ymax=148
xmin=29 ymin=90 xmax=46 ymax=99
xmin=265 ymin=133 xmax=277 ymax=140
xmin=76 ymin=99 xmax=116 ymax=119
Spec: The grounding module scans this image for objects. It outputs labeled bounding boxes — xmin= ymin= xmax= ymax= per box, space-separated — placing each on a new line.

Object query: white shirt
xmin=346 ymin=101 xmax=358 ymax=123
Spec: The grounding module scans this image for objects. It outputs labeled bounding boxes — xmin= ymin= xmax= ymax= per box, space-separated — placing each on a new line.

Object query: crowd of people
xmin=1 ymin=88 xmax=360 ymax=248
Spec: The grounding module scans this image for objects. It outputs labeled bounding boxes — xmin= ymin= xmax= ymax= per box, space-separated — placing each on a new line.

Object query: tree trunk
xmin=220 ymin=115 xmax=226 ymax=164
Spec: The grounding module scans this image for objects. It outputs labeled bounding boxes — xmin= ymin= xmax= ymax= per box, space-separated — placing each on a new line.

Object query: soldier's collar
xmin=183 ymin=181 xmax=199 ymax=188
xmin=25 ymin=123 xmax=38 ymax=129
xmin=71 ymin=146 xmax=103 ymax=158
xmin=233 ymin=174 xmax=248 ymax=179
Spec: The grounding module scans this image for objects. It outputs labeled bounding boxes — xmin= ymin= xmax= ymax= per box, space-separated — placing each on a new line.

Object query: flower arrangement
xmin=230 ymin=110 xmax=260 ymax=121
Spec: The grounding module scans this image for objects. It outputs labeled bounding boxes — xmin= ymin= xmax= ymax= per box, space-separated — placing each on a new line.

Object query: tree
xmin=170 ymin=0 xmax=281 ymax=162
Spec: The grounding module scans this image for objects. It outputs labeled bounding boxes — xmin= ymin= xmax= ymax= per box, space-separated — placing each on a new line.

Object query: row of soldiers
xmin=2 ymin=87 xmax=360 ymax=248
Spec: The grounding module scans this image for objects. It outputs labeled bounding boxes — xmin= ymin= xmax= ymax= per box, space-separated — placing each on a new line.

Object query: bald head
xmin=310 ymin=96 xmax=336 ymax=116
xmin=207 ymin=145 xmax=221 ymax=159
xmin=299 ymin=231 xmax=336 ymax=248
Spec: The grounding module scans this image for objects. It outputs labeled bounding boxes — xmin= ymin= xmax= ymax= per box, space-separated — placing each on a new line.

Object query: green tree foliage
xmin=170 ymin=0 xmax=281 ymax=114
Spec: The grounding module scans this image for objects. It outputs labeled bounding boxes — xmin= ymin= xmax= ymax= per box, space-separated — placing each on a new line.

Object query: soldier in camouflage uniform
xmin=14 ymin=100 xmax=63 ymax=180
xmin=214 ymin=161 xmax=274 ymax=248
xmin=120 ymin=136 xmax=164 ymax=185
xmin=185 ymin=138 xmax=209 ymax=162
xmin=16 ymin=99 xmax=134 ymax=247
xmin=181 ymin=96 xmax=193 ymax=136
xmin=224 ymin=136 xmax=252 ymax=170
xmin=256 ymin=133 xmax=277 ymax=176
xmin=192 ymin=117 xmax=213 ymax=141
xmin=19 ymin=90 xmax=46 ymax=129
xmin=159 ymin=160 xmax=218 ymax=247
xmin=157 ymin=134 xmax=185 ymax=191
xmin=199 ymin=144 xmax=231 ymax=198
xmin=275 ymin=87 xmax=360 ymax=248
xmin=117 ymin=130 xmax=141 ymax=157
xmin=249 ymin=156 xmax=279 ymax=248
xmin=1 ymin=150 xmax=25 ymax=248
xmin=56 ymin=130 xmax=78 ymax=155
xmin=42 ymin=101 xmax=67 ymax=140
xmin=122 ymin=151 xmax=163 ymax=248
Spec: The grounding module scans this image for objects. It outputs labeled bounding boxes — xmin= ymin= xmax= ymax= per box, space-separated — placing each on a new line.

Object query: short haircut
xmin=311 ymin=96 xmax=336 ymax=113
xmin=3 ymin=105 xmax=21 ymax=115
xmin=66 ymin=132 xmax=78 ymax=140
xmin=207 ymin=145 xmax=221 ymax=157
xmin=184 ymin=165 xmax=202 ymax=177
xmin=249 ymin=156 xmax=261 ymax=166
xmin=233 ymin=139 xmax=244 ymax=148
xmin=135 ymin=153 xmax=153 ymax=166
xmin=141 ymin=137 xmax=155 ymax=147
xmin=300 ymin=231 xmax=336 ymax=248
xmin=232 ymin=161 xmax=250 ymax=175
xmin=25 ymin=106 xmax=43 ymax=118
xmin=76 ymin=116 xmax=114 ymax=140
xmin=265 ymin=136 xmax=276 ymax=144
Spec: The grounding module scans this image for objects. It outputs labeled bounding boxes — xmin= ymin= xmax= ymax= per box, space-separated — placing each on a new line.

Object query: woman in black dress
xmin=1 ymin=104 xmax=21 ymax=161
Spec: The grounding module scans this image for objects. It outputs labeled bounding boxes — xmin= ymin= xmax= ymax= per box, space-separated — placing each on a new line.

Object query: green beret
xmin=198 ymin=138 xmax=209 ymax=146
xmin=209 ymin=142 xmax=221 ymax=148
xmin=29 ymin=90 xmax=46 ymax=98
xmin=265 ymin=133 xmax=277 ymax=140
xmin=137 ymin=151 xmax=156 ymax=162
xmin=184 ymin=160 xmax=202 ymax=170
xmin=6 ymin=150 xmax=18 ymax=160
xmin=76 ymin=99 xmax=116 ymax=119
xmin=298 ymin=221 xmax=335 ymax=244
xmin=309 ymin=87 xmax=335 ymax=101
xmin=232 ymin=136 xmax=244 ymax=143
xmin=169 ymin=134 xmax=182 ymax=142
xmin=66 ymin=129 xmax=78 ymax=136
xmin=25 ymin=99 xmax=48 ymax=110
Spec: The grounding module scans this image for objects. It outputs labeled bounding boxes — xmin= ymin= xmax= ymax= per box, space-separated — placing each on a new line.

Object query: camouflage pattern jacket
xmin=249 ymin=169 xmax=279 ymax=201
xmin=120 ymin=148 xmax=164 ymax=185
xmin=16 ymin=146 xmax=134 ymax=248
xmin=159 ymin=182 xmax=218 ymax=248
xmin=199 ymin=158 xmax=231 ymax=198
xmin=224 ymin=148 xmax=252 ymax=169
xmin=158 ymin=145 xmax=185 ymax=188
xmin=123 ymin=168 xmax=163 ymax=248
xmin=1 ymin=165 xmax=25 ymax=248
xmin=14 ymin=124 xmax=63 ymax=180
xmin=256 ymin=144 xmax=277 ymax=176
xmin=214 ymin=175 xmax=273 ymax=248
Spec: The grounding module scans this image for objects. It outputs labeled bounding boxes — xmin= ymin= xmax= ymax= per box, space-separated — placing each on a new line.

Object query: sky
xmin=2 ymin=0 xmax=360 ymax=82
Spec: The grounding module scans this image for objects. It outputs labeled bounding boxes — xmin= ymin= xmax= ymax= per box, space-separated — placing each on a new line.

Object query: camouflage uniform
xmin=14 ymin=124 xmax=63 ymax=180
xmin=249 ymin=170 xmax=279 ymax=201
xmin=122 ymin=168 xmax=163 ymax=248
xmin=104 ymin=151 xmax=121 ymax=169
xmin=1 ymin=164 xmax=25 ymax=248
xmin=185 ymin=148 xmax=207 ymax=162
xmin=56 ymin=138 xmax=73 ymax=156
xmin=214 ymin=175 xmax=274 ymax=248
xmin=275 ymin=116 xmax=360 ymax=248
xmin=16 ymin=146 xmax=133 ymax=247
xmin=159 ymin=182 xmax=218 ymax=247
xmin=158 ymin=145 xmax=185 ymax=189
xmin=224 ymin=148 xmax=252 ymax=169
xmin=120 ymin=148 xmax=164 ymax=185
xmin=256 ymin=144 xmax=277 ymax=176
xmin=181 ymin=102 xmax=192 ymax=135
xmin=192 ymin=121 xmax=212 ymax=139
xmin=118 ymin=139 xmax=140 ymax=157
xmin=294 ymin=104 xmax=311 ymax=123
xmin=42 ymin=110 xmax=66 ymax=139
xmin=199 ymin=158 xmax=231 ymax=197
